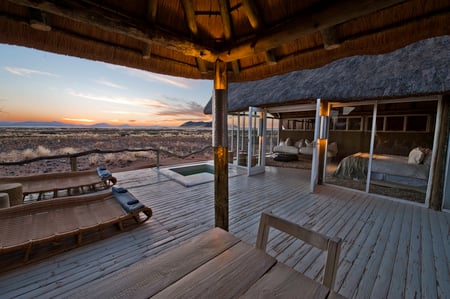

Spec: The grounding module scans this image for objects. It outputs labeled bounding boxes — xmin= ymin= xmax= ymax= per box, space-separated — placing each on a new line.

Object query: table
xmin=75 ymin=228 xmax=344 ymax=298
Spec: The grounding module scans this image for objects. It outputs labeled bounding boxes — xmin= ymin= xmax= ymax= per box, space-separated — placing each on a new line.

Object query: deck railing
xmin=0 ymin=146 xmax=213 ymax=171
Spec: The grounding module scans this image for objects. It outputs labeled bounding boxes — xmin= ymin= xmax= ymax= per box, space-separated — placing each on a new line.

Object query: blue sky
xmin=0 ymin=44 xmax=213 ymax=126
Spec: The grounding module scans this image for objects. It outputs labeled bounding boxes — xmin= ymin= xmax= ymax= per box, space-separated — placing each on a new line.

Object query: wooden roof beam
xmin=242 ymin=0 xmax=277 ymax=65
xmin=219 ymin=0 xmax=232 ymax=40
xmin=231 ymin=60 xmax=240 ymax=74
xmin=147 ymin=0 xmax=158 ymax=23
xmin=218 ymin=0 xmax=406 ymax=62
xmin=242 ymin=0 xmax=262 ymax=31
xmin=181 ymin=0 xmax=207 ymax=73
xmin=182 ymin=0 xmax=198 ymax=36
xmin=142 ymin=0 xmax=157 ymax=59
xmin=218 ymin=0 xmax=239 ymax=75
xmin=7 ymin=0 xmax=218 ymax=62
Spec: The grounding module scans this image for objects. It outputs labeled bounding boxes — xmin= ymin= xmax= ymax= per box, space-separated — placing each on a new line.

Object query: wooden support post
xmin=213 ymin=60 xmax=229 ymax=230
xmin=70 ymin=156 xmax=77 ymax=172
xmin=156 ymin=149 xmax=160 ymax=170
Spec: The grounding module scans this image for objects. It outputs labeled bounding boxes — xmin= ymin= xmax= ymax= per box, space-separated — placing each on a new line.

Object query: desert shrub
xmin=120 ymin=152 xmax=136 ymax=162
xmin=88 ymin=154 xmax=101 ymax=166
xmin=36 ymin=145 xmax=52 ymax=156
xmin=134 ymin=151 xmax=156 ymax=159
xmin=58 ymin=147 xmax=78 ymax=155
xmin=0 ymin=151 xmax=15 ymax=162
xmin=104 ymin=153 xmax=115 ymax=163
xmin=22 ymin=148 xmax=37 ymax=160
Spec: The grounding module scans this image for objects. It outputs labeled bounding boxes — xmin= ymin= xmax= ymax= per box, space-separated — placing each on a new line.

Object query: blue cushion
xmin=97 ymin=167 xmax=113 ymax=179
xmin=112 ymin=187 xmax=144 ymax=213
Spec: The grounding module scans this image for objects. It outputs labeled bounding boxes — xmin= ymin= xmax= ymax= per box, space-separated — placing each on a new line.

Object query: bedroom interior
xmin=273 ymin=98 xmax=438 ymax=203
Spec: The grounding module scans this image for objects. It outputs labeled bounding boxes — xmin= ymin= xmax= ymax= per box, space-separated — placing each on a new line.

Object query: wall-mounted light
xmin=319 ymin=115 xmax=329 ymax=139
xmin=30 ymin=9 xmax=52 ymax=32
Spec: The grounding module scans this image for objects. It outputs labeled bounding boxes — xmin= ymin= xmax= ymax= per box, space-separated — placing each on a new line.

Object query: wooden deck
xmin=0 ymin=165 xmax=449 ymax=298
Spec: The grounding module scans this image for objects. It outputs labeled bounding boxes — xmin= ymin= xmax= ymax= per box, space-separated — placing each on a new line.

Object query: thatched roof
xmin=204 ymin=35 xmax=450 ymax=114
xmin=1 ymin=1 xmax=450 ymax=82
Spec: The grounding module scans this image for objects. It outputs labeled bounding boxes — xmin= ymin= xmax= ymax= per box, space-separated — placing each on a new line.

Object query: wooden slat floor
xmin=0 ymin=165 xmax=449 ymax=298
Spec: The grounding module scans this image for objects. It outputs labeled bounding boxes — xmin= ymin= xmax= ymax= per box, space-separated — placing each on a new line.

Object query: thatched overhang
xmin=204 ymin=35 xmax=450 ymax=114
xmin=1 ymin=0 xmax=450 ymax=82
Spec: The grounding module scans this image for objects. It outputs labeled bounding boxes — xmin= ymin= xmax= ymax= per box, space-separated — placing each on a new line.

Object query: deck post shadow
xmin=213 ymin=59 xmax=229 ymax=230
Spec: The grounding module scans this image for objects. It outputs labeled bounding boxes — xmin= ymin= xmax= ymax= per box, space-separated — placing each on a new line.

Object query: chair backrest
xmin=256 ymin=211 xmax=342 ymax=290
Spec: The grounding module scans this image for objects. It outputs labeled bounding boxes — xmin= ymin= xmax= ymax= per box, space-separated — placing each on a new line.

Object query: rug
xmin=265 ymin=157 xmax=311 ymax=170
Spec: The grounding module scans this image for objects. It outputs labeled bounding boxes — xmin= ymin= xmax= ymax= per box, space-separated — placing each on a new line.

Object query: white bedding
xmin=334 ymin=152 xmax=430 ymax=187
xmin=355 ymin=152 xmax=429 ymax=180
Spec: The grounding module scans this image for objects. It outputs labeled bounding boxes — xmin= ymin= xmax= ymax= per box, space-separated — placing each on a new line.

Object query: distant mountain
xmin=0 ymin=120 xmax=199 ymax=129
xmin=180 ymin=121 xmax=212 ymax=128
xmin=90 ymin=122 xmax=113 ymax=128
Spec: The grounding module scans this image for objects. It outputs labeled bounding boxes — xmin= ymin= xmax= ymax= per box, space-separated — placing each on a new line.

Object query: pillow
xmin=422 ymin=148 xmax=432 ymax=167
xmin=422 ymin=152 xmax=432 ymax=167
xmin=285 ymin=137 xmax=293 ymax=146
xmin=278 ymin=140 xmax=285 ymax=146
xmin=304 ymin=139 xmax=313 ymax=147
xmin=294 ymin=139 xmax=304 ymax=149
xmin=408 ymin=147 xmax=425 ymax=164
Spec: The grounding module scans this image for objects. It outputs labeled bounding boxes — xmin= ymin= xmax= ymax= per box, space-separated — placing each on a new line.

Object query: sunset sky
xmin=0 ymin=44 xmax=213 ymax=127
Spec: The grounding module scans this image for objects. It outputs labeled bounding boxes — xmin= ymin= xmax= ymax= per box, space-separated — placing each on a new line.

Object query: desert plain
xmin=0 ymin=127 xmax=213 ymax=176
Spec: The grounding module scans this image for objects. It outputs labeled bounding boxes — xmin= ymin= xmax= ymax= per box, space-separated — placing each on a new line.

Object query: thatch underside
xmin=1 ymin=0 xmax=450 ymax=81
xmin=204 ymin=36 xmax=450 ymax=113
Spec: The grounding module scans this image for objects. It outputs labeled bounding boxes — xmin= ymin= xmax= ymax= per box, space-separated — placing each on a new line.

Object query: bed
xmin=333 ymin=151 xmax=431 ymax=188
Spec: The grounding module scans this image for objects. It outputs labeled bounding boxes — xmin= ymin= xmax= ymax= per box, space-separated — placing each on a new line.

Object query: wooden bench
xmin=0 ymin=190 xmax=152 ymax=262
xmin=0 ymin=169 xmax=117 ymax=200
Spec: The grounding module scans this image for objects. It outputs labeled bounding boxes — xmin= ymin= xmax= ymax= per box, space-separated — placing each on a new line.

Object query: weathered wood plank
xmin=370 ymin=201 xmax=405 ymax=298
xmin=72 ymin=228 xmax=240 ymax=299
xmin=429 ymin=209 xmax=450 ymax=298
xmin=333 ymin=196 xmax=379 ymax=291
xmin=420 ymin=209 xmax=438 ymax=299
xmin=387 ymin=204 xmax=413 ymax=298
xmin=338 ymin=197 xmax=390 ymax=298
xmin=405 ymin=204 xmax=422 ymax=298
xmin=347 ymin=200 xmax=399 ymax=298
xmin=240 ymin=262 xmax=329 ymax=298
xmin=152 ymin=241 xmax=276 ymax=298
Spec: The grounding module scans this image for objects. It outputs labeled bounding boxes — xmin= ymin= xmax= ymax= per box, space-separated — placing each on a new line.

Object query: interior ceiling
xmin=1 ymin=0 xmax=449 ymax=82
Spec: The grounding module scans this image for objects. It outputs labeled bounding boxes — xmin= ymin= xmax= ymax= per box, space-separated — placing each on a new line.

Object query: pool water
xmin=170 ymin=164 xmax=214 ymax=176
xmin=158 ymin=162 xmax=245 ymax=187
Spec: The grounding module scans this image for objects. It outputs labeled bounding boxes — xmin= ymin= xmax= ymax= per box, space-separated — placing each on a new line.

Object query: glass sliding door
xmin=326 ymin=103 xmax=373 ymax=193
xmin=443 ymin=133 xmax=450 ymax=210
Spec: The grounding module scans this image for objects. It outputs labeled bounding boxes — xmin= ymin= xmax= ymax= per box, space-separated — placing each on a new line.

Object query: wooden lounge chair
xmin=0 ymin=188 xmax=152 ymax=262
xmin=0 ymin=167 xmax=117 ymax=201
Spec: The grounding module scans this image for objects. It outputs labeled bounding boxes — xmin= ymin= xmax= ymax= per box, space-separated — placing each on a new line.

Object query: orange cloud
xmin=63 ymin=117 xmax=95 ymax=123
